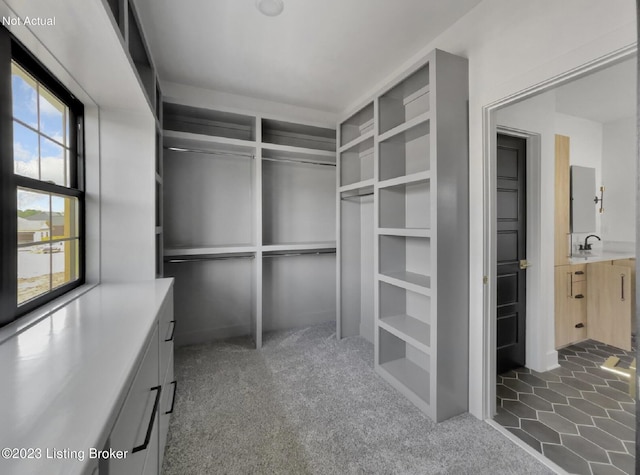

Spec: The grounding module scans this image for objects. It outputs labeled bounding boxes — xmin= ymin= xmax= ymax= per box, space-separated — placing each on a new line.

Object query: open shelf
xmin=127 ymin=3 xmax=154 ymax=104
xmin=379 ymin=181 xmax=430 ymax=229
xmin=262 ymin=156 xmax=335 ymax=246
xmin=340 ymin=134 xmax=374 ymax=187
xmin=155 ymin=181 xmax=162 ymax=227
xmin=262 ymin=118 xmax=336 ymax=152
xmin=379 ymin=120 xmax=430 ymax=182
xmin=378 ymin=327 xmax=430 ymax=403
xmin=378 ymin=171 xmax=430 ymax=190
xmin=106 ymin=0 xmax=124 ymax=36
xmin=262 ymin=250 xmax=336 ymax=333
xmin=339 ymin=130 xmax=374 ymax=153
xmin=379 ymin=63 xmax=430 ymax=134
xmin=155 ymin=79 xmax=162 ymax=121
xmin=262 ymin=144 xmax=335 ymax=166
xmin=262 ymin=242 xmax=336 ymax=253
xmin=339 ymin=179 xmax=375 ymax=194
xmin=164 ymin=254 xmax=256 ymax=346
xmin=164 ymin=245 xmax=256 ymax=257
xmin=164 ymin=103 xmax=256 ymax=141
xmin=378 ymin=111 xmax=430 ymax=144
xmin=377 ymin=228 xmax=430 ymax=238
xmin=379 ymin=235 xmax=430 ymax=274
xmin=163 ymin=141 xmax=255 ymax=249
xmin=340 ymin=102 xmax=374 ymax=147
xmin=164 ymin=129 xmax=256 ymax=155
xmin=378 ymin=272 xmax=430 ymax=296
xmin=379 ymin=233 xmax=431 ymax=295
xmin=379 ymin=281 xmax=430 ymax=353
xmin=155 ymin=128 xmax=162 ymax=175
xmin=339 ymin=188 xmax=374 ymax=341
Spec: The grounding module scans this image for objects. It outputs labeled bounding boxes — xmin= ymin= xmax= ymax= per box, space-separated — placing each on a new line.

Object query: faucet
xmin=579 ymin=234 xmax=601 ymax=251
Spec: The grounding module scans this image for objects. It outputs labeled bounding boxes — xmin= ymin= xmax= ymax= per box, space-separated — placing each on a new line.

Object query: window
xmin=0 ymin=27 xmax=84 ymax=327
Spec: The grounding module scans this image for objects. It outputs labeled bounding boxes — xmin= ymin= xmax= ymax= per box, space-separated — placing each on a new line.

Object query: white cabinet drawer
xmin=159 ymin=291 xmax=175 ymax=383
xmin=159 ymin=351 xmax=175 ymax=470
xmin=109 ymin=324 xmax=160 ymax=475
xmin=141 ymin=417 xmax=160 ymax=475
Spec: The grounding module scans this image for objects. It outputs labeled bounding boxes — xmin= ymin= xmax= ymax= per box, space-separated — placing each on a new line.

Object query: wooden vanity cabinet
xmin=587 ymin=259 xmax=635 ymax=351
xmin=555 ymin=264 xmax=588 ymax=348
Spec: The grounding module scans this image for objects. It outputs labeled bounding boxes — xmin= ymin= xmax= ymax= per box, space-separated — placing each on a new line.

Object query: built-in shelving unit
xmin=102 ymin=0 xmax=165 ymax=277
xmin=337 ymin=49 xmax=469 ymax=422
xmin=162 ymin=102 xmax=337 ymax=348
xmin=379 ymin=63 xmax=430 ymax=134
xmin=340 ymin=102 xmax=374 ymax=147
xmin=336 ymin=101 xmax=376 ymax=343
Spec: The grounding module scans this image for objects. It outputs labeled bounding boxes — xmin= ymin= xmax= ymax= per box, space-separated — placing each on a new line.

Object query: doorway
xmin=496 ymin=133 xmax=527 ymax=374
xmin=484 ymin=48 xmax=637 ymax=474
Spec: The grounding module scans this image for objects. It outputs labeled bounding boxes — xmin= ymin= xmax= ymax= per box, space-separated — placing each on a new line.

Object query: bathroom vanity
xmin=554 ymin=134 xmax=636 ymax=351
xmin=555 ymin=255 xmax=635 ymax=350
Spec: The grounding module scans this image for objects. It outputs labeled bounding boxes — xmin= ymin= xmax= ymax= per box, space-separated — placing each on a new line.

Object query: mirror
xmin=570 ymin=165 xmax=596 ymax=232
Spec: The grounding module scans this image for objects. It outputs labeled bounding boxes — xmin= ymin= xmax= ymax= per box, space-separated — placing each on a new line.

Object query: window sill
xmin=0 ymin=282 xmax=99 ymax=345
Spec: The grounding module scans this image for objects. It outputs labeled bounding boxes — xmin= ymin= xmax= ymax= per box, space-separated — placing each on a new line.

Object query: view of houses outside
xmin=12 ymin=62 xmax=78 ymax=305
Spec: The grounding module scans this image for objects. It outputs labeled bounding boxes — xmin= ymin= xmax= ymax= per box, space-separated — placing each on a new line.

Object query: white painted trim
xmin=496 ymin=126 xmax=553 ymax=376
xmin=484 ymin=420 xmax=568 ymax=475
xmin=481 ymin=44 xmax=637 ymax=421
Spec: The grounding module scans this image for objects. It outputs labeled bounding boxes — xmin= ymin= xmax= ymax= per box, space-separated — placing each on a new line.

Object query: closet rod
xmin=166 ymin=255 xmax=255 ymax=263
xmin=262 ymin=156 xmax=336 ymax=167
xmin=165 ymin=146 xmax=255 ymax=159
xmin=340 ymin=191 xmax=374 ymax=200
xmin=263 ymin=250 xmax=336 ymax=258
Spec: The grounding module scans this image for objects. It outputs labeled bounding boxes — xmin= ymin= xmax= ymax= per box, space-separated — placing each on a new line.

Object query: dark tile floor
xmin=495 ymin=340 xmax=635 ymax=475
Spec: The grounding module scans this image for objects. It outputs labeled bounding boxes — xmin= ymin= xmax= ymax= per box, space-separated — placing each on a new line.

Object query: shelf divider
xmin=378 ymin=171 xmax=430 ymax=190
xmin=378 ymin=272 xmax=431 ymax=296
xmin=377 ymin=228 xmax=431 ymax=238
xmin=379 ymin=315 xmax=431 ymax=354
xmin=378 ymin=111 xmax=430 ymax=144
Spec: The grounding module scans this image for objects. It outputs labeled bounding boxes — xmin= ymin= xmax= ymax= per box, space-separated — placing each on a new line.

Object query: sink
xmin=569 ymin=250 xmax=635 ymax=263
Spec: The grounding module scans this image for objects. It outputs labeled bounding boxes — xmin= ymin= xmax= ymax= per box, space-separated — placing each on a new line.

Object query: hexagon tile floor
xmin=495 ymin=340 xmax=635 ymax=475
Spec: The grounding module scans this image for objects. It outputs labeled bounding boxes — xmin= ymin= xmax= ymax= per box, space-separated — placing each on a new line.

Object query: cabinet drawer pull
xmin=621 ymin=274 xmax=625 ymax=301
xmin=574 ymin=270 xmax=585 ymax=275
xmin=575 ymin=323 xmax=585 ymax=328
xmin=574 ymin=294 xmax=584 ymax=299
xmin=166 ymin=380 xmax=177 ymax=415
xmin=165 ymin=320 xmax=176 ymax=342
xmin=132 ymin=385 xmax=162 ymax=454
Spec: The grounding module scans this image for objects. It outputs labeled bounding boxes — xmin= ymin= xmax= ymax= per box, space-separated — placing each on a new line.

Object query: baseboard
xmin=545 ymin=349 xmax=560 ymax=371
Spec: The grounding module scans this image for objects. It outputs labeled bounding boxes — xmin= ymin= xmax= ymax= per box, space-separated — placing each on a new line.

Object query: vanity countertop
xmin=569 ymin=250 xmax=635 ymax=264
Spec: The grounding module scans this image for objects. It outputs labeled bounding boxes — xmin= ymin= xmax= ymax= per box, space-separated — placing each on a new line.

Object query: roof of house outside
xmin=17 ymin=217 xmax=49 ymax=232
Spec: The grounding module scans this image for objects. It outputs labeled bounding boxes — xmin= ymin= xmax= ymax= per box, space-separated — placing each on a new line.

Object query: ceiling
xmin=134 ymin=0 xmax=482 ymax=114
xmin=555 ymin=58 xmax=636 ymax=123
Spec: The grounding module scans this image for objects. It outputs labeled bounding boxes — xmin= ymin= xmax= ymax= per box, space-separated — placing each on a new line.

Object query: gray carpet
xmin=162 ymin=323 xmax=553 ymax=474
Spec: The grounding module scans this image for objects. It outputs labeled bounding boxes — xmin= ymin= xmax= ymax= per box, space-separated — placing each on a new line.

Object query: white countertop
xmin=569 ymin=250 xmax=635 ymax=264
xmin=0 ymin=279 xmax=173 ymax=475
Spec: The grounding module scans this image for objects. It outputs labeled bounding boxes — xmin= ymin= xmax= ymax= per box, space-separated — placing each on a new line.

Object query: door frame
xmin=481 ymin=44 xmax=637 ymax=420
xmin=495 ymin=127 xmax=539 ymax=382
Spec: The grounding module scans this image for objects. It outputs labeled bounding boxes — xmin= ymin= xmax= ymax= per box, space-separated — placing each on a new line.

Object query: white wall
xmin=601 ymin=116 xmax=637 ymax=243
xmin=344 ymin=0 xmax=636 ymax=419
xmin=99 ymin=108 xmax=156 ymax=282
